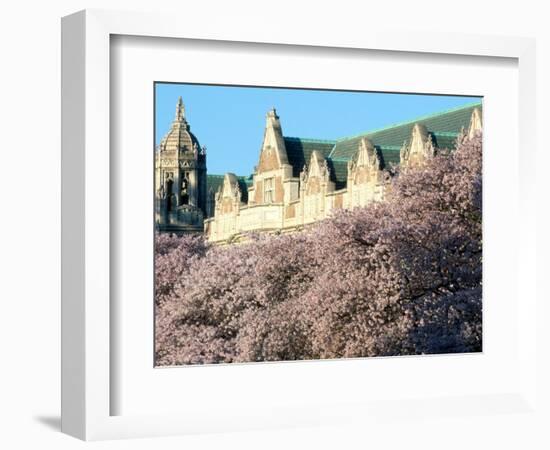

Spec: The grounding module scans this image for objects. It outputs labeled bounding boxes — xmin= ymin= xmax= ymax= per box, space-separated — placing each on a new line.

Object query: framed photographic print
xmin=62 ymin=9 xmax=539 ymax=442
xmin=153 ymin=83 xmax=483 ymax=367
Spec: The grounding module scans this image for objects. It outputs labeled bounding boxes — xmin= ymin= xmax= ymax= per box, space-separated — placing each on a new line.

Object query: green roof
xmin=325 ymin=158 xmax=348 ymax=190
xmin=377 ymin=146 xmax=402 ymax=170
xmin=431 ymin=132 xmax=459 ymax=151
xmin=329 ymin=102 xmax=481 ymax=160
xmin=284 ymin=137 xmax=336 ymax=177
xmin=279 ymin=102 xmax=480 ymax=187
xmin=237 ymin=177 xmax=253 ymax=203
xmin=206 ymin=174 xmax=224 ymax=195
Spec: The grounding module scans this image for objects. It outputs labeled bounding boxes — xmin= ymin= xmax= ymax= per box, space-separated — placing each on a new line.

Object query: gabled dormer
xmin=347 ymin=138 xmax=382 ymax=185
xmin=400 ymin=123 xmax=435 ymax=168
xmin=300 ymin=150 xmax=334 ymax=195
xmin=215 ymin=173 xmax=244 ymax=215
xmin=257 ymin=108 xmax=290 ymax=173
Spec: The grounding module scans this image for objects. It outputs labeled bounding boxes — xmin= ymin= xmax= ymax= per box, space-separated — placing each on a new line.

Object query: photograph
xmin=154 ymin=83 xmax=483 ymax=366
xmin=1 ymin=0 xmax=542 ymax=446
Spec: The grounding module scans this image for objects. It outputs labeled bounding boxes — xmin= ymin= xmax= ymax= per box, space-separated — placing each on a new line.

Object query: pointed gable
xmin=257 ymin=108 xmax=290 ymax=173
xmin=300 ymin=150 xmax=334 ymax=195
xmin=348 ymin=138 xmax=383 ymax=184
xmin=468 ymin=107 xmax=483 ymax=139
xmin=400 ymin=123 xmax=435 ymax=167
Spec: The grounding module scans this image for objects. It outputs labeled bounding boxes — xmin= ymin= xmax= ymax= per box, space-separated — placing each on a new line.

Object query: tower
xmin=155 ymin=97 xmax=207 ymax=233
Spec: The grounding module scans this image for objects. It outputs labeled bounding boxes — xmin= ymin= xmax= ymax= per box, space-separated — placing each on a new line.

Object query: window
xmin=264 ymin=177 xmax=274 ymax=203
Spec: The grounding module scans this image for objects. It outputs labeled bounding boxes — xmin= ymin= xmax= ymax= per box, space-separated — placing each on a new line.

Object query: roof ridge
xmin=284 ymin=136 xmax=337 ymax=144
xmin=333 ymin=101 xmax=482 ymax=144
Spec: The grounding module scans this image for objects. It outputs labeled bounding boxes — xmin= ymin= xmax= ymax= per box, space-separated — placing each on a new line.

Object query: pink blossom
xmin=155 ymin=133 xmax=483 ymax=365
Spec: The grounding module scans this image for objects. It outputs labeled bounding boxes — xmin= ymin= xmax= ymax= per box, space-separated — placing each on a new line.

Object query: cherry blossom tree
xmin=155 ymin=233 xmax=208 ymax=306
xmin=155 ymin=132 xmax=483 ymax=365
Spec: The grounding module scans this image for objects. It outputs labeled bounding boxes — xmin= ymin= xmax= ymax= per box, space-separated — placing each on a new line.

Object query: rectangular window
xmin=264 ymin=177 xmax=274 ymax=203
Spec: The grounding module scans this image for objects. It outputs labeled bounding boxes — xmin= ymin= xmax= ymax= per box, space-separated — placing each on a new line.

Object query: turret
xmin=155 ymin=97 xmax=207 ymax=233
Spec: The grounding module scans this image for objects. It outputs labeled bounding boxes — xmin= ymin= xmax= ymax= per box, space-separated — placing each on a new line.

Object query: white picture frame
xmin=61 ymin=9 xmax=539 ymax=441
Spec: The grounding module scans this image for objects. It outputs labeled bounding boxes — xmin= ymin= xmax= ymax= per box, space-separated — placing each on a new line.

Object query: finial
xmin=175 ymin=96 xmax=185 ymax=121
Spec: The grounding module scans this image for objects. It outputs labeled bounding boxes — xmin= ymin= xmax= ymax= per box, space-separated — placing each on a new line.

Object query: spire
xmin=158 ymin=96 xmax=195 ymax=152
xmin=264 ymin=107 xmax=282 ymax=138
xmin=175 ymin=96 xmax=185 ymax=122
xmin=266 ymin=107 xmax=280 ymax=127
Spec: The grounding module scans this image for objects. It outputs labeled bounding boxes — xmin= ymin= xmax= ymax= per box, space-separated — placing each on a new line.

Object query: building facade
xmin=205 ymin=103 xmax=482 ymax=243
xmin=156 ymin=98 xmax=482 ymax=242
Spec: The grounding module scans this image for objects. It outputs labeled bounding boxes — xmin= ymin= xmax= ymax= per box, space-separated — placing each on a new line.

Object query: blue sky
xmin=155 ymin=83 xmax=481 ymax=176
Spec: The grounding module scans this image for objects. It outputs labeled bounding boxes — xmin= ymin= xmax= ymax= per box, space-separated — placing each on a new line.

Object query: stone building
xmin=156 ymin=98 xmax=482 ymax=241
xmin=155 ymin=97 xmax=208 ymax=233
xmin=205 ymin=102 xmax=482 ymax=243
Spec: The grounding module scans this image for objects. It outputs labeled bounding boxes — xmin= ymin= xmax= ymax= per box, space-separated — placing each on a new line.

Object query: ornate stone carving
xmin=321 ymin=160 xmax=330 ymax=183
xmin=301 ymin=151 xmax=334 ymax=197
xmin=400 ymin=124 xmax=435 ymax=168
xmin=468 ymin=107 xmax=482 ymax=139
xmin=159 ymin=159 xmax=178 ymax=167
xmin=347 ymin=138 xmax=382 ymax=187
xmin=155 ymin=97 xmax=208 ymax=232
xmin=299 ymin=165 xmax=308 ymax=185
